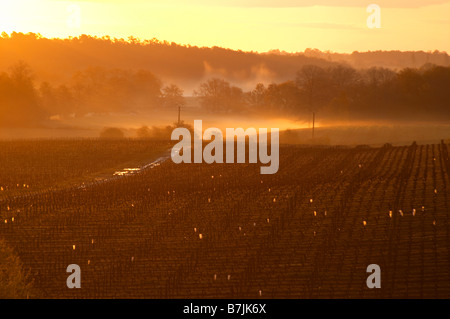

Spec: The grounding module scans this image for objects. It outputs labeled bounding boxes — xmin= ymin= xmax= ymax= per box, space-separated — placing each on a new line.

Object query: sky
xmin=0 ymin=0 xmax=449 ymax=53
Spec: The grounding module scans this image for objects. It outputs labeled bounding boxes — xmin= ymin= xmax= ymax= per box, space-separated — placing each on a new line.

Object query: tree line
xmin=1 ymin=61 xmax=449 ymax=127
xmin=1 ymin=32 xmax=449 ymax=92
xmin=0 ymin=62 xmax=179 ymax=127
xmin=196 ymin=63 xmax=450 ymax=122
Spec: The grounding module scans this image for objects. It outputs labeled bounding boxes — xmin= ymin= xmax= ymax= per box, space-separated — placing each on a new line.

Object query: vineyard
xmin=0 ymin=140 xmax=449 ymax=298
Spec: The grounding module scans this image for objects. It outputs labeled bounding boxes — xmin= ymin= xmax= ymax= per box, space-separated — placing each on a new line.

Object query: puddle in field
xmin=112 ymin=151 xmax=171 ymax=177
xmin=77 ymin=150 xmax=171 ymax=190
xmin=113 ymin=168 xmax=141 ymax=176
xmin=112 ymin=159 xmax=164 ymax=176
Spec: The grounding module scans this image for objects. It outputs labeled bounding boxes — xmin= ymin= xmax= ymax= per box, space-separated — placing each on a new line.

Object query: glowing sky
xmin=0 ymin=0 xmax=449 ymax=53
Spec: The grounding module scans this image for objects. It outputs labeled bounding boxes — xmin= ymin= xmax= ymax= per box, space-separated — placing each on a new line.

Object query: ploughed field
xmin=1 ymin=140 xmax=449 ymax=298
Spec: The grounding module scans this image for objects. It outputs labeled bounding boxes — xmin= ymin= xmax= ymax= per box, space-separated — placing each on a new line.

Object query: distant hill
xmin=1 ymin=32 xmax=448 ymax=93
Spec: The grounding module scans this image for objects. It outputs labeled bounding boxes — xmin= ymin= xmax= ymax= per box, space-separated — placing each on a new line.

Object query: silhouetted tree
xmin=248 ymin=83 xmax=266 ymax=108
xmin=162 ymin=84 xmax=185 ymax=108
xmin=0 ymin=61 xmax=46 ymax=127
xmin=265 ymin=81 xmax=301 ymax=114
xmin=194 ymin=78 xmax=245 ymax=113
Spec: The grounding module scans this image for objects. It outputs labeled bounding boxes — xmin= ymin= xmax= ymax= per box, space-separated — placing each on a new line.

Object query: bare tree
xmin=194 ymin=78 xmax=245 ymax=113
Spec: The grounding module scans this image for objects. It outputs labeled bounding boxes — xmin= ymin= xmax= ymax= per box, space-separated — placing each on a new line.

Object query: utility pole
xmin=312 ymin=112 xmax=315 ymax=139
xmin=177 ymin=105 xmax=181 ymax=126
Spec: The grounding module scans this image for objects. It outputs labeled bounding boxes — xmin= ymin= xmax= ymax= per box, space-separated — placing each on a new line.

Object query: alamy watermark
xmin=66 ymin=264 xmax=81 ymax=288
xmin=67 ymin=3 xmax=82 ymax=29
xmin=366 ymin=264 xmax=381 ymax=288
xmin=366 ymin=4 xmax=381 ymax=29
xmin=171 ymin=120 xmax=279 ymax=174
